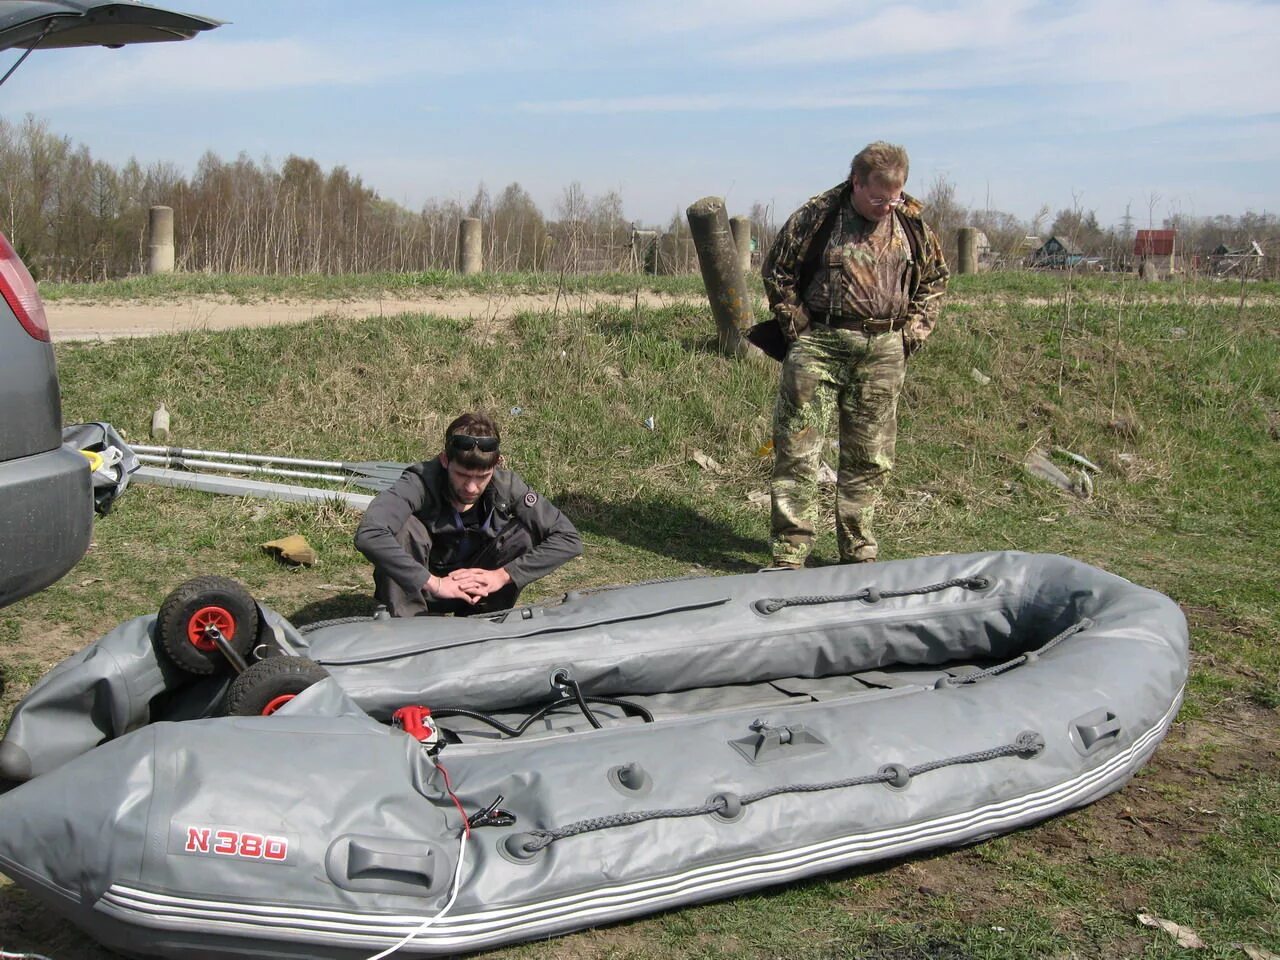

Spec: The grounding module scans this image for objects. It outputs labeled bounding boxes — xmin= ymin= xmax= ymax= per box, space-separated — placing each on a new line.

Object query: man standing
xmin=761 ymin=141 xmax=948 ymax=568
xmin=355 ymin=412 xmax=582 ymax=616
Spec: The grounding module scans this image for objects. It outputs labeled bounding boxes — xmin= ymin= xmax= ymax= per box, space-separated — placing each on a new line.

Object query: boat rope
xmin=753 ymin=575 xmax=993 ymax=615
xmin=514 ymin=731 xmax=1045 ymax=854
xmin=945 ymin=618 xmax=1094 ymax=686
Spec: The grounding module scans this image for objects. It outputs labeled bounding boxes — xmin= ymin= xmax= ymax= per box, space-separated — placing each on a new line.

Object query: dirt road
xmin=45 ymin=291 xmax=702 ymax=342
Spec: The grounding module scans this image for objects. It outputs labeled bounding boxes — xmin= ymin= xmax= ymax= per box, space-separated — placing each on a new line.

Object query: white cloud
xmin=600 ymin=0 xmax=854 ymax=35
xmin=712 ymin=0 xmax=1280 ymax=122
xmin=718 ymin=0 xmax=1036 ymax=63
xmin=517 ymin=91 xmax=920 ymax=114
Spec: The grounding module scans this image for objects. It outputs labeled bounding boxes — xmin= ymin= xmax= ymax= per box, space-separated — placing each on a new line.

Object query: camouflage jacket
xmin=762 ymin=181 xmax=949 ymax=347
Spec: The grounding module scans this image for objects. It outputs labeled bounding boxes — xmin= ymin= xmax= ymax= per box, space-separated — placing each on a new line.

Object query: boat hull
xmin=0 ymin=551 xmax=1189 ymax=958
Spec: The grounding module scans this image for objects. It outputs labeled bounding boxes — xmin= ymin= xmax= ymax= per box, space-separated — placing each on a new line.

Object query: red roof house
xmin=1134 ymin=230 xmax=1176 ymax=257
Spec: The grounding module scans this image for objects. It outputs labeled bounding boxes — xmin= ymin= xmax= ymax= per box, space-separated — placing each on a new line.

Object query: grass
xmin=36 ymin=269 xmax=713 ymax=302
xmin=36 ymin=266 xmax=1280 ymax=304
xmin=1 ymin=269 xmax=1278 ymax=959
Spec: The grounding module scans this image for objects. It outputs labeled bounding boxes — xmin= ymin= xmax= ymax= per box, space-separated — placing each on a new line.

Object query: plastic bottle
xmin=151 ymin=403 xmax=170 ymax=441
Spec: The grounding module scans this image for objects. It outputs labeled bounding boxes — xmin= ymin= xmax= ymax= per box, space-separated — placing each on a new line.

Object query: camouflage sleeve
xmin=761 ymin=204 xmax=818 ymax=342
xmin=904 ymin=220 xmax=949 ymax=350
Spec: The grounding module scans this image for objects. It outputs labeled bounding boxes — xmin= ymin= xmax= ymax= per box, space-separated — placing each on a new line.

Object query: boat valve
xmin=608 ymin=761 xmax=653 ymax=796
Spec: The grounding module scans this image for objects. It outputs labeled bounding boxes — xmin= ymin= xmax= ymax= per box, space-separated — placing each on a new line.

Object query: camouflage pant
xmin=770 ymin=324 xmax=906 ymax=565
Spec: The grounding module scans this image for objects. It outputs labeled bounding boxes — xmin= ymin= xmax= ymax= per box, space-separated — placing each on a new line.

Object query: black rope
xmin=755 ymin=575 xmax=992 ymax=616
xmin=518 ymin=730 xmax=1044 ymax=853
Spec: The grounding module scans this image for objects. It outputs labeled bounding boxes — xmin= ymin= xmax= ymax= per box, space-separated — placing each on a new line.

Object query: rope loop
xmin=1014 ymin=730 xmax=1046 ymax=757
xmin=518 ymin=731 xmax=1044 ymax=853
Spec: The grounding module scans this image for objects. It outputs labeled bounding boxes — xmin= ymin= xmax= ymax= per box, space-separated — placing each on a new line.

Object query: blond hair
xmin=850 ymin=142 xmax=909 ymax=187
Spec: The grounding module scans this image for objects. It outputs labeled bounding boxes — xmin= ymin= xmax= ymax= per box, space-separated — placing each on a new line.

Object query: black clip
xmin=468 ymin=794 xmax=517 ymax=829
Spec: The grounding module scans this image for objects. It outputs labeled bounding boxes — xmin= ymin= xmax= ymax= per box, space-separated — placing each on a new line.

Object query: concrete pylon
xmin=147 ymin=205 xmax=175 ymax=275
xmin=729 ymin=215 xmax=752 ymax=276
xmin=956 ymin=227 xmax=978 ymax=275
xmin=457 ymin=217 xmax=482 ymax=274
xmin=686 ymin=197 xmax=752 ymax=357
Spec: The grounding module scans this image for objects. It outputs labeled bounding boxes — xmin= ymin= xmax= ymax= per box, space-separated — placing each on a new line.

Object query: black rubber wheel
xmin=225 ymin=657 xmax=330 ymax=717
xmin=156 ymin=575 xmax=259 ymax=676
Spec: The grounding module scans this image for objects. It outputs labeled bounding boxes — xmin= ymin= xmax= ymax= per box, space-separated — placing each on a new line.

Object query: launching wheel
xmin=157 ymin=576 xmax=259 ymax=675
xmin=225 ymin=657 xmax=330 ymax=717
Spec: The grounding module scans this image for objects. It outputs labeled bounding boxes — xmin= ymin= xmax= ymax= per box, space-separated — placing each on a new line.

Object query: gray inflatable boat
xmin=0 ymin=551 xmax=1187 ymax=959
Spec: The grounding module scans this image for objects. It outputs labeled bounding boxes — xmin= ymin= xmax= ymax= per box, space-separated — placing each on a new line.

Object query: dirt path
xmin=46 ymin=291 xmax=702 ymax=342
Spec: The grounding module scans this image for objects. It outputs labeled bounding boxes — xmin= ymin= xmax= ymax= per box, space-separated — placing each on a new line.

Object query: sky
xmin=3 ymin=0 xmax=1278 ymax=231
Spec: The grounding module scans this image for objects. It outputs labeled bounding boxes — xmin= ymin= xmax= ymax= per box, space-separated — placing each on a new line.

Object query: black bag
xmin=745 ymin=320 xmax=790 ymax=362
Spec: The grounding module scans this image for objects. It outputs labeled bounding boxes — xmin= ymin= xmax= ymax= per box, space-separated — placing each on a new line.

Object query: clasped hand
xmin=428 ymin=567 xmax=511 ymax=604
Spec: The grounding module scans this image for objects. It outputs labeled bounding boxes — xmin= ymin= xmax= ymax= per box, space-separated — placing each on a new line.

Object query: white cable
xmin=362 ymin=827 xmax=469 ymax=960
xmin=1 ymin=951 xmax=57 ymax=960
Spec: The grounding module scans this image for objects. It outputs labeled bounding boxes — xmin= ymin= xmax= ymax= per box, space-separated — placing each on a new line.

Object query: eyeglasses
xmin=854 ymin=179 xmax=906 ymax=208
xmin=448 ymin=434 xmax=499 ymax=453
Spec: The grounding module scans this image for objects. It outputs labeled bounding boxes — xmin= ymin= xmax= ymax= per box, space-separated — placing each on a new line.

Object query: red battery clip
xmin=391 ymin=706 xmax=439 ymax=748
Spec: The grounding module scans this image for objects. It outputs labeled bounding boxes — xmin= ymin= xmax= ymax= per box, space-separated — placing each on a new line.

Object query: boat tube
xmin=0 ymin=551 xmax=1188 ymax=959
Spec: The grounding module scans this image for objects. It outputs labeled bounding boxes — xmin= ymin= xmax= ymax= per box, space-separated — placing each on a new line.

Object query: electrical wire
xmin=360 ymin=760 xmax=470 ymax=960
xmin=431 ymin=695 xmax=653 ymax=739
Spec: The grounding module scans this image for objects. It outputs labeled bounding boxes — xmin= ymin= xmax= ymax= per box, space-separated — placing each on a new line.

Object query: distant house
xmin=1209 ymin=240 xmax=1264 ymax=276
xmin=1135 ymin=229 xmax=1177 ymax=273
xmin=1028 ymin=236 xmax=1084 ymax=269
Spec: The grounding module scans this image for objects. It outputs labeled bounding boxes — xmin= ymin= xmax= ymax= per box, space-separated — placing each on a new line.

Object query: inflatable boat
xmin=0 ymin=551 xmax=1188 ymax=959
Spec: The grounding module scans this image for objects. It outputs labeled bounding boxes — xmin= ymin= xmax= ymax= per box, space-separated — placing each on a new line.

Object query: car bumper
xmin=0 ymin=444 xmax=93 ymax=608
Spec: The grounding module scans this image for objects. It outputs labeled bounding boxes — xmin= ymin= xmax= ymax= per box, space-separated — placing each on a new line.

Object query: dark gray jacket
xmin=354 ymin=459 xmax=582 ymax=597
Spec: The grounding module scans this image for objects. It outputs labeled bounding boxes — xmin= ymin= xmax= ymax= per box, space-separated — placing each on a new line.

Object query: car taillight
xmin=0 ymin=231 xmax=50 ymax=342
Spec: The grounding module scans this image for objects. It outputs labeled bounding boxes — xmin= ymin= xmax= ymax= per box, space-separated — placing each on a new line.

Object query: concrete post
xmin=729 ymin=215 xmax=752 ymax=276
xmin=956 ymin=227 xmax=978 ymax=275
xmin=147 ymin=205 xmax=175 ymax=275
xmin=457 ymin=217 xmax=482 ymax=275
xmin=686 ymin=197 xmax=752 ymax=357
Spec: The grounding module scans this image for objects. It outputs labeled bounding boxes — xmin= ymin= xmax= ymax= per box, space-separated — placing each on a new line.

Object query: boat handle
xmin=347 ymin=841 xmax=436 ymax=886
xmin=1071 ymin=708 xmax=1122 ymax=755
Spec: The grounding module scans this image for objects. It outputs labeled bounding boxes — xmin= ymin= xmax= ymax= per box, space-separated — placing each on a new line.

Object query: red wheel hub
xmin=261 ymin=694 xmax=295 ymax=716
xmin=187 ymin=606 xmax=236 ymax=651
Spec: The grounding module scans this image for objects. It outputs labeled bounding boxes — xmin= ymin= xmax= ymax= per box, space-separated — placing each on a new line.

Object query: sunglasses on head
xmin=448 ymin=434 xmax=499 ymax=453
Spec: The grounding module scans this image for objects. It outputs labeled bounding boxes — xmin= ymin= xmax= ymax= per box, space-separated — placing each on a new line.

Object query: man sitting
xmin=355 ymin=412 xmax=582 ymax=616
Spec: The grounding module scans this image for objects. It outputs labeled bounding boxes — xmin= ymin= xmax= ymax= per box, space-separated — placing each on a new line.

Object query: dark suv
xmin=0 ymin=233 xmax=94 ymax=607
xmin=0 ymin=1 xmax=219 ymax=609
